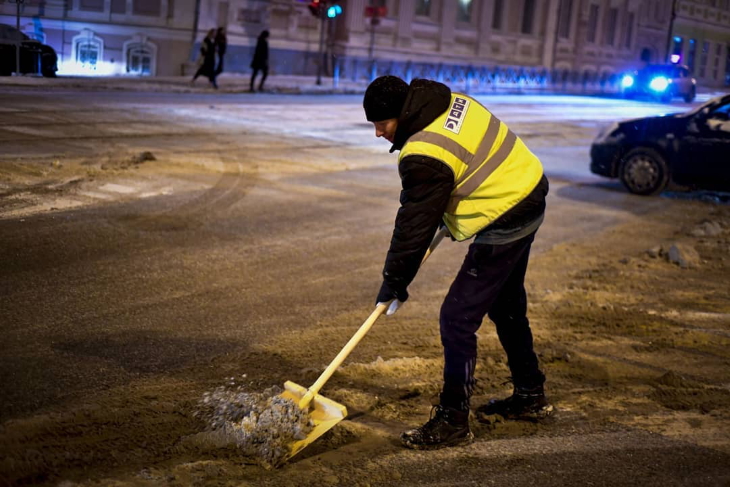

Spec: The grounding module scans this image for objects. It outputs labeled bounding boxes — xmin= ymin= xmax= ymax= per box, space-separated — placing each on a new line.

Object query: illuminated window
xmin=72 ymin=31 xmax=104 ymax=69
xmin=457 ymin=0 xmax=472 ymax=22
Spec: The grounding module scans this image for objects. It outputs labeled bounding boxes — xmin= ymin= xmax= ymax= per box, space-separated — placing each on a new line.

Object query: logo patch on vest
xmin=443 ymin=97 xmax=470 ymax=134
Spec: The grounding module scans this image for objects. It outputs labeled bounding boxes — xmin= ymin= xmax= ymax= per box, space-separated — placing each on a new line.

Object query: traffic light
xmin=308 ymin=0 xmax=322 ymax=17
xmin=327 ymin=3 xmax=343 ymax=18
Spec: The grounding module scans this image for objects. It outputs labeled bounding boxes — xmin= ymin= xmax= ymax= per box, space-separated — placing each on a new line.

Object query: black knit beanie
xmin=363 ymin=75 xmax=409 ymax=122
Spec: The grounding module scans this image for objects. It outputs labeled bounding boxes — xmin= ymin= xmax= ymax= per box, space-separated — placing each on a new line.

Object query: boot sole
xmin=401 ymin=431 xmax=474 ymax=451
xmin=476 ymin=404 xmax=555 ymax=424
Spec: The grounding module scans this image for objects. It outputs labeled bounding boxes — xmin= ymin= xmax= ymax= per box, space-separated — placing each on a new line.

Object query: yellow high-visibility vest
xmin=399 ymin=93 xmax=544 ymax=241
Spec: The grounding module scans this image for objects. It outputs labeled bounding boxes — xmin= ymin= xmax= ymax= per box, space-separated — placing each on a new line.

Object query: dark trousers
xmin=439 ymin=231 xmax=545 ymax=411
xmin=250 ymin=67 xmax=268 ymax=91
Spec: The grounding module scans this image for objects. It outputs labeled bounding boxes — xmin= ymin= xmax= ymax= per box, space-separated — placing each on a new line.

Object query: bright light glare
xmin=670 ymin=54 xmax=681 ymax=63
xmin=621 ymin=75 xmax=634 ymax=88
xmin=649 ymin=76 xmax=669 ymax=92
xmin=57 ymin=59 xmax=123 ymax=76
xmin=327 ymin=4 xmax=342 ymax=17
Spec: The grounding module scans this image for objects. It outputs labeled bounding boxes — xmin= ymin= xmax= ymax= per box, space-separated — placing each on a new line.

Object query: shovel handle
xmin=298 ymin=226 xmax=449 ymax=409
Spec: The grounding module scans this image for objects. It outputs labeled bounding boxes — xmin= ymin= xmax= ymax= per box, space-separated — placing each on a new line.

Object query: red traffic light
xmin=308 ymin=0 xmax=322 ymax=17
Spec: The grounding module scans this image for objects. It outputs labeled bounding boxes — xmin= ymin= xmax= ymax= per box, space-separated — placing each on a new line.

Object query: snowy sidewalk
xmin=0 ymin=73 xmax=369 ymax=94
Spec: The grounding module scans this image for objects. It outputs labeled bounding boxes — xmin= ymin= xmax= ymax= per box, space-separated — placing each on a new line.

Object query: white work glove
xmin=377 ymin=299 xmax=404 ymax=316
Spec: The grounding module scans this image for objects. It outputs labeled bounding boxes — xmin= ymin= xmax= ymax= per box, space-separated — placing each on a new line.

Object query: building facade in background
xmin=2 ymin=0 xmax=729 ymax=88
xmin=0 ymin=0 xmax=196 ymax=76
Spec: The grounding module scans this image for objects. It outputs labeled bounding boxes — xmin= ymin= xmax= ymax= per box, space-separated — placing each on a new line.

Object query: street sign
xmin=364 ymin=6 xmax=387 ymax=18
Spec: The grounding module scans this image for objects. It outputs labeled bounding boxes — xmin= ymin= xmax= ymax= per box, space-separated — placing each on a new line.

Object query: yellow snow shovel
xmin=280 ymin=226 xmax=449 ymax=461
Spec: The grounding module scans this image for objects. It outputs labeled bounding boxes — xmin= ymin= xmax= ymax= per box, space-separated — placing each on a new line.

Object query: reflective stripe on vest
xmin=398 ymin=94 xmax=543 ymax=241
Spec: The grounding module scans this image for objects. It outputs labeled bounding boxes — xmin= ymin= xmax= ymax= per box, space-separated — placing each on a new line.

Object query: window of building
xmin=457 ymin=0 xmax=472 ymax=23
xmin=586 ymin=4 xmax=599 ymax=43
xmin=79 ymin=0 xmax=104 ymax=12
xmin=72 ymin=31 xmax=103 ymax=69
xmin=623 ymin=12 xmax=634 ymax=49
xmin=133 ymin=0 xmax=161 ymax=16
xmin=492 ymin=0 xmax=503 ymax=30
xmin=654 ymin=0 xmax=664 ymax=20
xmin=713 ymin=43 xmax=722 ymax=80
xmin=415 ymin=0 xmax=431 ymax=16
xmin=687 ymin=39 xmax=697 ymax=73
xmin=558 ymin=0 xmax=572 ymax=39
xmin=521 ymin=0 xmax=536 ymax=34
xmin=605 ymin=8 xmax=618 ymax=46
xmin=126 ymin=45 xmax=154 ymax=75
xmin=699 ymin=41 xmax=710 ymax=78
xmin=123 ymin=36 xmax=157 ymax=76
xmin=671 ymin=36 xmax=683 ymax=63
xmin=111 ymin=0 xmax=126 ymax=14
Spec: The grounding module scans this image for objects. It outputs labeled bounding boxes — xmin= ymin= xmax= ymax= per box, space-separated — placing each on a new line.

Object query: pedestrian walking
xmin=215 ymin=27 xmax=227 ymax=77
xmin=249 ymin=30 xmax=269 ymax=92
xmin=191 ymin=29 xmax=218 ymax=89
xmin=363 ymin=75 xmax=553 ymax=450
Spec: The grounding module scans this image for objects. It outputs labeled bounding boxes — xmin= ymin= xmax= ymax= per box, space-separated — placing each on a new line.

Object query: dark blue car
xmin=590 ymin=94 xmax=730 ymax=195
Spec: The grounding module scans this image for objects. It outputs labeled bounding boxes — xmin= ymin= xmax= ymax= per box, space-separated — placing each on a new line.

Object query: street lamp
xmin=11 ymin=0 xmax=25 ymax=76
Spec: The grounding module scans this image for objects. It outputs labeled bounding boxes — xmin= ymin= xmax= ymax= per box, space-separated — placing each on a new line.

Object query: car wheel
xmin=684 ymin=86 xmax=696 ymax=103
xmin=619 ymin=147 xmax=670 ymax=196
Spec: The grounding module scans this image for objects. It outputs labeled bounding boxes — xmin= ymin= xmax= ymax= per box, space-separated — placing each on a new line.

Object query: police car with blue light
xmin=590 ymin=93 xmax=730 ymax=195
xmin=620 ymin=64 xmax=697 ymax=103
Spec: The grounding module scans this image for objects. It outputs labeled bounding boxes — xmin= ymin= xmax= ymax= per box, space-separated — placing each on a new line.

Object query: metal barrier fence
xmin=334 ymin=57 xmax=622 ymax=95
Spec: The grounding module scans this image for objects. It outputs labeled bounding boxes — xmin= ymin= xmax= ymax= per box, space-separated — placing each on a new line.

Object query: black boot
xmin=476 ymin=386 xmax=553 ymax=422
xmin=400 ymin=405 xmax=474 ymax=450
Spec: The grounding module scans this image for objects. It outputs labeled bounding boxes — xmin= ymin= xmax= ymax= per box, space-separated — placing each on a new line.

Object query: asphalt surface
xmin=1 ymin=90 xmax=728 ymax=486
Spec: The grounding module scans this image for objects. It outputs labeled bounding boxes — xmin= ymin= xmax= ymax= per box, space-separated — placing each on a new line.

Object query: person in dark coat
xmin=363 ymin=76 xmax=553 ymax=450
xmin=192 ymin=29 xmax=218 ymax=89
xmin=250 ymin=30 xmax=269 ymax=92
xmin=215 ymin=27 xmax=227 ymax=76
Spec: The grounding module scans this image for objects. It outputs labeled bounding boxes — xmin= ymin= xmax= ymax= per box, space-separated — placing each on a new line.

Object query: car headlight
xmin=594 ymin=122 xmax=622 ymax=144
xmin=621 ymin=75 xmax=635 ymax=88
xmin=649 ymin=76 xmax=669 ymax=92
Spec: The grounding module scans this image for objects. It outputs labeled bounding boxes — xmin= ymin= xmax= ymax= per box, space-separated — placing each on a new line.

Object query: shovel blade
xmin=280 ymin=380 xmax=348 ymax=460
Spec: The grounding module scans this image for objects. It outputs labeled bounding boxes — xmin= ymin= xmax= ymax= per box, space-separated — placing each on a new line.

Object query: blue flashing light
xmin=327 ymin=4 xmax=342 ymax=17
xmin=649 ymin=76 xmax=669 ymax=92
xmin=673 ymin=36 xmax=681 ymax=42
xmin=621 ymin=75 xmax=635 ymax=88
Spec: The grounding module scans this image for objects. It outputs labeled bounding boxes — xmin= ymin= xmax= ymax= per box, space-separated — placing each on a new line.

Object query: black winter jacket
xmin=377 ymin=79 xmax=548 ymax=303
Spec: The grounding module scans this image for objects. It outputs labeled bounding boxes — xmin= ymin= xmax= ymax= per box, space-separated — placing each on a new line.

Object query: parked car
xmin=590 ymin=94 xmax=730 ymax=195
xmin=620 ymin=64 xmax=696 ymax=103
xmin=0 ymin=24 xmax=57 ymax=77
